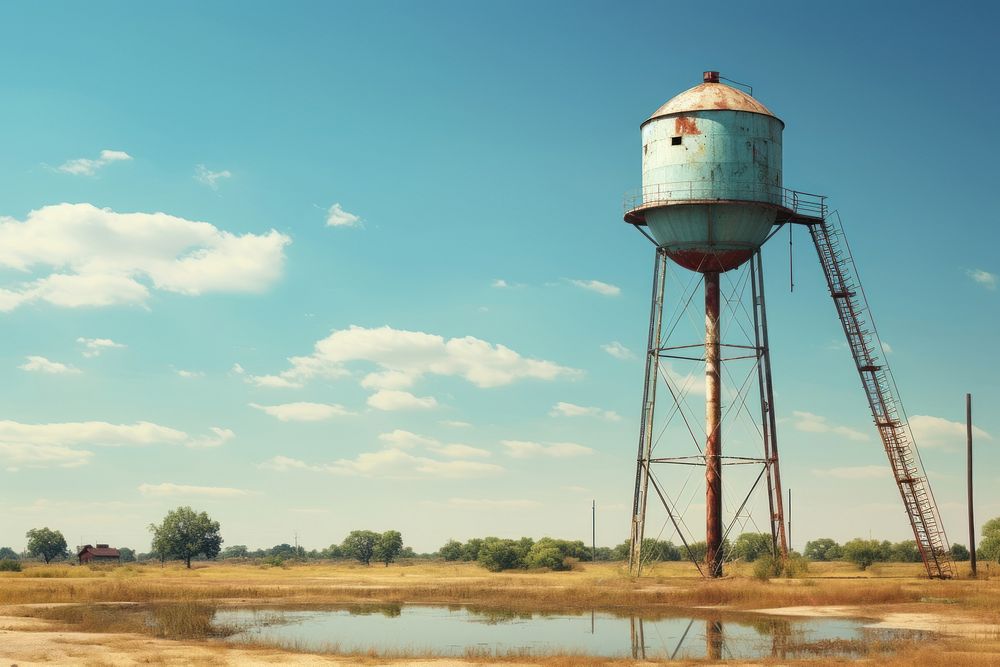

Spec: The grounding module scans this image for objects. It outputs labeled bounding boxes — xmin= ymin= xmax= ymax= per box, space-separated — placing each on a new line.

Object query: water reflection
xmin=219 ymin=604 xmax=921 ymax=660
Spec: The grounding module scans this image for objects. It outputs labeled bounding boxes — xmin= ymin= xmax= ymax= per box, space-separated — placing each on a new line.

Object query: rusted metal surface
xmin=629 ymin=249 xmax=666 ymax=576
xmin=674 ymin=116 xmax=702 ymax=135
xmin=810 ymin=215 xmax=953 ymax=579
xmin=705 ymin=272 xmax=723 ymax=578
xmin=644 ymin=82 xmax=778 ymax=124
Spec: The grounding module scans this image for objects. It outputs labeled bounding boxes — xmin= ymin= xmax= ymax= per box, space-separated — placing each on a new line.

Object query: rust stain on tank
xmin=674 ymin=116 xmax=701 ymax=135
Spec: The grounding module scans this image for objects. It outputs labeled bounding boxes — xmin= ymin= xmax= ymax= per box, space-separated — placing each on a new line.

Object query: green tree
xmin=731 ymin=533 xmax=773 ymax=562
xmin=321 ymin=544 xmax=343 ymax=559
xmin=147 ymin=506 xmax=223 ymax=568
xmin=889 ymin=540 xmax=921 ymax=563
xmin=804 ymin=538 xmax=841 ymax=561
xmin=0 ymin=547 xmax=19 ymax=560
xmin=978 ymin=517 xmax=1000 ymax=563
xmin=220 ymin=545 xmax=249 ymax=559
xmin=438 ymin=540 xmax=464 ymax=561
xmin=25 ymin=527 xmax=68 ymax=564
xmin=461 ymin=538 xmax=484 ymax=561
xmin=842 ymin=538 xmax=886 ymax=570
xmin=118 ymin=547 xmax=136 ymax=563
xmin=477 ymin=537 xmax=529 ymax=572
xmin=524 ymin=538 xmax=589 ymax=570
xmin=950 ymin=543 xmax=970 ymax=562
xmin=373 ymin=531 xmax=404 ymax=567
xmin=342 ymin=530 xmax=379 ymax=565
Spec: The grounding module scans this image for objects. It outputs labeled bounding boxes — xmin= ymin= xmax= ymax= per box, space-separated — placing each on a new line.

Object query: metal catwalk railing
xmin=809 ymin=214 xmax=953 ymax=579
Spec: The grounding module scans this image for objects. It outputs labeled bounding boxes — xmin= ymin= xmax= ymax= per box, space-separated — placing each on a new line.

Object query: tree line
xmin=6 ymin=511 xmax=1000 ymax=572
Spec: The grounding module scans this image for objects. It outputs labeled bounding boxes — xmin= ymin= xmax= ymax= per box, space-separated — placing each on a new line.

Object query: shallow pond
xmin=216 ymin=604 xmax=923 ymax=659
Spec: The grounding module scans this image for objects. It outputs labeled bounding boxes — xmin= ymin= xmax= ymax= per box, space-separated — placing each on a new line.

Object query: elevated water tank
xmin=625 ymin=72 xmax=787 ymax=272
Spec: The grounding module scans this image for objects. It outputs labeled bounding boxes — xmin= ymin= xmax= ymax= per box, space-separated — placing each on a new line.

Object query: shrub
xmin=0 ymin=559 xmax=21 ymax=572
xmin=477 ymin=537 xmax=531 ymax=572
xmin=752 ymin=554 xmax=809 ymax=580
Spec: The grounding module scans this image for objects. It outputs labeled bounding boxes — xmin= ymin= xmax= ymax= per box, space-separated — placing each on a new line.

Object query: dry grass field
xmin=1 ymin=560 xmax=999 ymax=665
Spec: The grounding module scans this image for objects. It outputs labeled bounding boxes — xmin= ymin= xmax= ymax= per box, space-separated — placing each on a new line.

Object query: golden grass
xmin=3 ymin=560 xmax=999 ymax=665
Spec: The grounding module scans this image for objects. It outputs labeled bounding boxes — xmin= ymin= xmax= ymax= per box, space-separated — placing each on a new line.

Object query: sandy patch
xmin=751 ymin=605 xmax=1000 ymax=638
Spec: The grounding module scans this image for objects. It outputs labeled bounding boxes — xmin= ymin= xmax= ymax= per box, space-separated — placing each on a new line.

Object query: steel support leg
xmin=629 ymin=248 xmax=666 ymax=575
xmin=705 ymin=271 xmax=723 ymax=578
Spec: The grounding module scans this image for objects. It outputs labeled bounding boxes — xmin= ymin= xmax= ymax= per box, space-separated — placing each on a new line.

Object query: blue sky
xmin=0 ymin=1 xmax=997 ymax=554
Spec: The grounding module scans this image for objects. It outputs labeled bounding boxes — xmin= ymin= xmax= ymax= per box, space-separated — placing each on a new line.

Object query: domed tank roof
xmin=644 ymin=72 xmax=781 ymax=126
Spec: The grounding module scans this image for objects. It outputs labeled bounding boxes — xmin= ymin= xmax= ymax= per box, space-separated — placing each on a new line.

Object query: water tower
xmin=623 ymin=72 xmax=953 ymax=579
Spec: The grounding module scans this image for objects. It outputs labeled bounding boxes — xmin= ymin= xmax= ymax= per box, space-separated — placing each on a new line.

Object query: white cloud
xmin=325 ymin=203 xmax=361 ymax=228
xmin=247 ymin=325 xmax=579 ymax=397
xmin=0 ymin=444 xmax=92 ymax=471
xmin=378 ymin=429 xmax=439 ymax=449
xmin=560 ymin=485 xmax=590 ymax=493
xmin=502 ymin=440 xmax=594 ymax=459
xmin=57 ymin=149 xmax=132 ymax=176
xmin=813 ymin=465 xmax=889 ymax=480
xmin=491 ymin=279 xmax=509 ymax=288
xmin=176 ymin=369 xmax=205 ymax=379
xmin=231 ymin=363 xmax=246 ymax=375
xmin=570 ymin=279 xmax=621 ymax=296
xmin=440 ymin=420 xmax=471 ymax=428
xmin=367 ymin=390 xmax=438 ymax=411
xmin=186 ymin=427 xmax=235 ymax=448
xmin=77 ymin=337 xmax=126 ymax=358
xmin=194 ymin=164 xmax=232 ymax=189
xmin=791 ymin=411 xmax=869 ymax=442
xmin=880 ymin=341 xmax=893 ymax=355
xmin=550 ymin=401 xmax=621 ymax=421
xmin=0 ymin=203 xmax=290 ymax=312
xmin=250 ymin=401 xmax=353 ymax=422
xmin=379 ymin=430 xmax=490 ymax=458
xmin=138 ymin=482 xmax=247 ymax=497
xmin=602 ymin=341 xmax=634 ymax=360
xmin=0 ymin=420 xmax=233 ymax=469
xmin=910 ymin=415 xmax=991 ymax=449
xmin=259 ymin=449 xmax=501 ymax=479
xmin=966 ymin=268 xmax=997 ymax=290
xmin=20 ymin=355 xmax=80 ymax=374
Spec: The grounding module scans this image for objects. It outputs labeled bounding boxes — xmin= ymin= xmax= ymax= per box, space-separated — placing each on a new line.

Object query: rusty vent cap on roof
xmin=645 ymin=73 xmax=780 ymax=125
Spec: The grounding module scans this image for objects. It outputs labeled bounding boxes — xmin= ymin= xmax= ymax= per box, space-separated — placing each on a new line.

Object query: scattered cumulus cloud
xmin=791 ymin=411 xmax=868 ymax=442
xmin=966 ymin=268 xmax=997 ymax=290
xmin=176 ymin=369 xmax=205 ymax=379
xmin=57 ymin=149 xmax=132 ymax=176
xmin=440 ymin=420 xmax=472 ymax=428
xmin=246 ymin=326 xmax=579 ymax=403
xmin=491 ymin=279 xmax=509 ymax=288
xmin=880 ymin=341 xmax=893 ymax=355
xmin=0 ymin=420 xmax=232 ymax=470
xmin=194 ymin=164 xmax=232 ymax=189
xmin=570 ymin=279 xmax=621 ymax=296
xmin=602 ymin=341 xmax=634 ymax=360
xmin=77 ymin=337 xmax=126 ymax=358
xmin=502 ymin=440 xmax=593 ymax=459
xmin=378 ymin=429 xmax=490 ymax=458
xmin=910 ymin=415 xmax=991 ymax=449
xmin=20 ymin=356 xmax=80 ymax=374
xmin=250 ymin=401 xmax=353 ymax=422
xmin=138 ymin=482 xmax=247 ymax=497
xmin=326 ymin=203 xmax=361 ymax=228
xmin=550 ymin=401 xmax=621 ymax=421
xmin=367 ymin=390 xmax=438 ymax=411
xmin=0 ymin=203 xmax=290 ymax=312
xmin=260 ymin=450 xmax=501 ymax=479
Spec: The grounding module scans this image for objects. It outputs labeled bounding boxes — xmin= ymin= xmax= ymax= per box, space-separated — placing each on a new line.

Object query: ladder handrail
xmin=809 ymin=213 xmax=952 ymax=579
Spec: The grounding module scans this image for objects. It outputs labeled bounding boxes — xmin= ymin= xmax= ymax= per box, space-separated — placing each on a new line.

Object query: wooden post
xmin=968 ymin=393 xmax=976 ymax=576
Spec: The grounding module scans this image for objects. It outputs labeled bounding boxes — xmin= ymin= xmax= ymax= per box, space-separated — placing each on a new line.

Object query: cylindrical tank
xmin=625 ymin=72 xmax=785 ymax=272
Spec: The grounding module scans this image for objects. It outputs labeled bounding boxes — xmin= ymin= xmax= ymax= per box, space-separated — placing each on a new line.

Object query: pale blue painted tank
xmin=624 ymin=72 xmax=787 ymax=272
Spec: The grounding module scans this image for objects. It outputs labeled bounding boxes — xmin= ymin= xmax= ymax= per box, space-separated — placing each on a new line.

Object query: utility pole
xmin=592 ymin=500 xmax=596 ymax=563
xmin=294 ymin=530 xmax=299 ymax=556
xmin=968 ymin=394 xmax=976 ymax=577
xmin=787 ymin=488 xmax=792 ymax=552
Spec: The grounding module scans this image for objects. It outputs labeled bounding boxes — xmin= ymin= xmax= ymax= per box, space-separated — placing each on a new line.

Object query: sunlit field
xmin=1 ymin=560 xmax=999 ymax=665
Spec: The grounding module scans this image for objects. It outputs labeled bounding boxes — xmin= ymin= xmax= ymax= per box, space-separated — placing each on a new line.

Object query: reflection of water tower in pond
xmin=624 ymin=72 xmax=953 ymax=580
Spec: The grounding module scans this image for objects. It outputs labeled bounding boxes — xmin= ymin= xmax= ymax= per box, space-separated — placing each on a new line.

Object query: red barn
xmin=78 ymin=544 xmax=121 ymax=564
